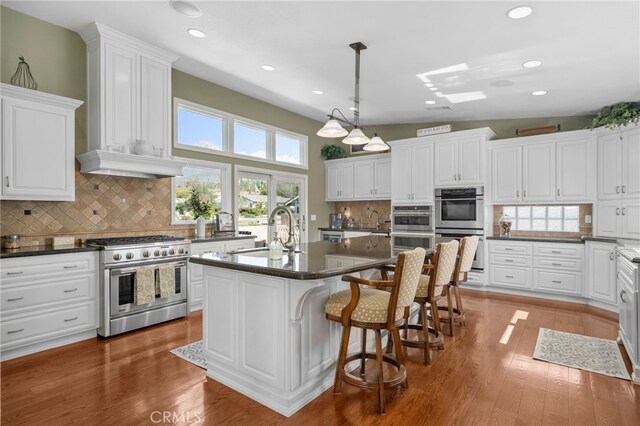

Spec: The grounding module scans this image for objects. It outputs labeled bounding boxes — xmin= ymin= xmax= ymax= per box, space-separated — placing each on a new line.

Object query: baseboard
xmin=1 ymin=329 xmax=97 ymax=362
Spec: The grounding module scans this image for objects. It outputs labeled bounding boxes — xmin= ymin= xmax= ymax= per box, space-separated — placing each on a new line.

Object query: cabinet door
xmin=339 ymin=163 xmax=354 ymax=199
xmin=622 ymin=128 xmax=640 ymax=199
xmin=596 ymin=200 xmax=622 ymax=238
xmin=1 ymin=97 xmax=75 ymax=201
xmin=556 ymin=137 xmax=594 ymax=201
xmin=491 ymin=146 xmax=521 ymax=203
xmin=458 ymin=136 xmax=482 ymax=184
xmin=353 ymin=161 xmax=374 ymax=199
xmin=522 ymin=143 xmax=555 ymax=202
xmin=391 ymin=145 xmax=413 ymax=204
xmin=434 ymin=139 xmax=458 ymax=186
xmin=140 ymin=56 xmax=170 ymax=155
xmin=411 ymin=143 xmax=434 ymax=203
xmin=373 ymin=157 xmax=392 ymax=199
xmin=597 ymin=132 xmax=622 ymax=200
xmin=325 ymin=163 xmax=340 ymax=201
xmin=104 ymin=43 xmax=137 ymax=149
xmin=587 ymin=242 xmax=617 ymax=304
xmin=621 ymin=199 xmax=640 ymax=239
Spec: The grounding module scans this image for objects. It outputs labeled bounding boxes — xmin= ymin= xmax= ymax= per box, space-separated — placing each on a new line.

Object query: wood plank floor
xmin=2 ymin=291 xmax=639 ymax=425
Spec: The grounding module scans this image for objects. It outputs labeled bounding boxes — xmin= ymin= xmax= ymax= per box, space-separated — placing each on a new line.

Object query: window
xmin=174 ymin=98 xmax=308 ymax=168
xmin=172 ymin=160 xmax=231 ymax=224
xmin=502 ymin=205 xmax=579 ymax=233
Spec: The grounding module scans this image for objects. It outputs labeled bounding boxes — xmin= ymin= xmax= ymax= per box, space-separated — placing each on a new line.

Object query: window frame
xmin=173 ymin=98 xmax=308 ymax=169
xmin=171 ymin=158 xmax=232 ymax=225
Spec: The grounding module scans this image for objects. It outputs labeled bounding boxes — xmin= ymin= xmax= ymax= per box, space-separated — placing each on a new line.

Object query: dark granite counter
xmin=318 ymin=227 xmax=390 ymax=235
xmin=1 ymin=244 xmax=100 ymax=259
xmin=487 ymin=236 xmax=584 ymax=244
xmin=190 ymin=235 xmax=428 ymax=280
xmin=190 ymin=235 xmax=257 ymax=243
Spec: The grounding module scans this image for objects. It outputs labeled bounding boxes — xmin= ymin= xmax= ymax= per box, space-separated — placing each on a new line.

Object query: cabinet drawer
xmin=225 ymin=240 xmax=255 ymax=252
xmin=1 ymin=275 xmax=94 ymax=314
xmin=1 ymin=252 xmax=97 ymax=285
xmin=490 ymin=265 xmax=531 ymax=289
xmin=533 ymin=270 xmax=580 ymax=295
xmin=534 ymin=257 xmax=582 ymax=271
xmin=533 ymin=244 xmax=583 ymax=259
xmin=491 ymin=255 xmax=531 ymax=267
xmin=1 ymin=303 xmax=95 ymax=348
xmin=490 ymin=242 xmax=531 ymax=255
xmin=191 ymin=242 xmax=225 ymax=255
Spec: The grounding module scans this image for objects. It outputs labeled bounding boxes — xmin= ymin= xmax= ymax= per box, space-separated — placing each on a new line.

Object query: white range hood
xmin=77 ymin=150 xmax=186 ymax=179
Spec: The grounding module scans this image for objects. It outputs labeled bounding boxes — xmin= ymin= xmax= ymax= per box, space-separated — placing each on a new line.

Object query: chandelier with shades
xmin=316 ymin=42 xmax=389 ymax=152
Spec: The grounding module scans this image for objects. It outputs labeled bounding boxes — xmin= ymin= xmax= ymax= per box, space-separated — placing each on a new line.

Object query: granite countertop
xmin=487 ymin=236 xmax=584 ymax=244
xmin=190 ymin=234 xmax=257 ymax=243
xmin=318 ymin=227 xmax=391 ymax=235
xmin=1 ymin=244 xmax=101 ymax=259
xmin=190 ymin=235 xmax=427 ymax=280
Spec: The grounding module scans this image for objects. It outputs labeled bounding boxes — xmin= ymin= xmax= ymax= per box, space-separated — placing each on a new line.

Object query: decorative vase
xmin=196 ymin=216 xmax=206 ymax=238
xmin=10 ymin=56 xmax=38 ymax=90
xmin=498 ymin=213 xmax=513 ymax=237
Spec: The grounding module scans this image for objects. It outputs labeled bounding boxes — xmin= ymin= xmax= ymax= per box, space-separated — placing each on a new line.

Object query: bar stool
xmin=439 ymin=236 xmax=479 ymax=336
xmin=324 ymin=247 xmax=425 ymax=414
xmin=398 ymin=240 xmax=459 ymax=365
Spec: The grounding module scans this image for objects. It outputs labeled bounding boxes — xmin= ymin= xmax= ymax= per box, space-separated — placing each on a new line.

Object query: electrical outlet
xmin=310 ymin=214 xmax=317 ymax=221
xmin=585 ymin=215 xmax=592 ymax=224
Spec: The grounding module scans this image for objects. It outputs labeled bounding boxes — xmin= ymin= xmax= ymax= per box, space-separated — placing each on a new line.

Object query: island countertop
xmin=189 ymin=235 xmax=427 ymax=280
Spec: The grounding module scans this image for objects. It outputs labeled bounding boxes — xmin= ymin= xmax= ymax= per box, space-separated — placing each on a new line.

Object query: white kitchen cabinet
xmin=434 ymin=140 xmax=458 ymax=186
xmin=0 ymin=252 xmax=98 ymax=361
xmin=390 ymin=138 xmax=434 ymax=204
xmin=556 ymin=137 xmax=595 ymax=201
xmin=586 ymin=241 xmax=617 ymax=305
xmin=373 ymin=157 xmax=392 ymax=199
xmin=522 ymin=143 xmax=555 ymax=202
xmin=353 ymin=161 xmax=374 ymax=198
xmin=617 ymin=255 xmax=638 ymax=377
xmin=1 ymin=84 xmax=83 ymax=201
xmin=325 ymin=154 xmax=390 ymax=201
xmin=189 ymin=238 xmax=255 ymax=312
xmin=433 ymin=130 xmax=494 ymax=187
xmin=491 ymin=145 xmax=521 ymax=203
xmin=598 ymin=127 xmax=640 ymax=200
xmin=596 ymin=198 xmax=640 ymax=239
xmin=325 ymin=162 xmax=354 ymax=201
xmin=622 ymin=199 xmax=640 ymax=239
xmin=489 ymin=240 xmax=532 ymax=290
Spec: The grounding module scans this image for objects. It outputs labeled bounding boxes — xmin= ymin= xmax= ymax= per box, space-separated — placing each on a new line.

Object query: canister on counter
xmin=2 ymin=235 xmax=21 ymax=249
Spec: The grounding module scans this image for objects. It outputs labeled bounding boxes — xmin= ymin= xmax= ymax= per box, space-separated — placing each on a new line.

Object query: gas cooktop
xmin=85 ymin=235 xmax=186 ymax=247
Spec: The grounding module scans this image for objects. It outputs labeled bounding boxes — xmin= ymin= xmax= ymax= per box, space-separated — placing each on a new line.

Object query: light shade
xmin=363 ymin=135 xmax=389 ymax=152
xmin=317 ymin=119 xmax=348 ymax=138
xmin=342 ymin=127 xmax=370 ymax=145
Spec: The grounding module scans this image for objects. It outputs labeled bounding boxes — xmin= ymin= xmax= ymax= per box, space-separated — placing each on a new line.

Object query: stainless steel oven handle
xmin=438 ymin=197 xmax=483 ymax=201
xmin=107 ymin=260 xmax=187 ymax=273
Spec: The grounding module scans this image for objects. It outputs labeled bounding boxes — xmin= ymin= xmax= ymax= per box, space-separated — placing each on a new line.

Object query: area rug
xmin=170 ymin=340 xmax=207 ymax=370
xmin=533 ymin=328 xmax=630 ymax=380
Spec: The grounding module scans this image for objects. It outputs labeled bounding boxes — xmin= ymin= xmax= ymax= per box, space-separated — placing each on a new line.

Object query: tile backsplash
xmin=333 ymin=200 xmax=391 ymax=229
xmin=492 ymin=204 xmax=593 ymax=238
xmin=1 ymin=162 xmax=199 ymax=246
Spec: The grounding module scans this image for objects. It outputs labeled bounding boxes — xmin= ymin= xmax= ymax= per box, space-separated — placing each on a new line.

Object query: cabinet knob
xmin=620 ymin=290 xmax=627 ymax=303
xmin=616 ymin=186 xmax=621 ymax=194
xmin=610 ymin=252 xmax=614 ymax=260
xmin=622 ymin=208 xmax=626 ymax=216
xmin=622 ymin=185 xmax=626 ymax=194
xmin=616 ymin=208 xmax=621 ymax=216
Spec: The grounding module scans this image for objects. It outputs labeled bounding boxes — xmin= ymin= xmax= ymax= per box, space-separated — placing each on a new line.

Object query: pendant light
xmin=316 ymin=42 xmax=388 ymax=152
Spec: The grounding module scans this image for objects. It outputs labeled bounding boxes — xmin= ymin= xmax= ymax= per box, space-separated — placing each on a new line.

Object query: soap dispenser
xmin=268 ymin=232 xmax=284 ymax=259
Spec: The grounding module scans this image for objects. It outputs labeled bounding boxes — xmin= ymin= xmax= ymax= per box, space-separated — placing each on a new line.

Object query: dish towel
xmin=134 ymin=266 xmax=156 ymax=305
xmin=157 ymin=263 xmax=177 ymax=299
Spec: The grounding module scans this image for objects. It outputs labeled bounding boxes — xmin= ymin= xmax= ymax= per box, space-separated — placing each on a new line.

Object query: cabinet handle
xmin=370 ymin=189 xmax=373 ymax=195
xmin=516 ymin=190 xmax=520 ymax=197
xmin=505 ymin=259 xmax=514 ymax=263
xmin=63 ymin=265 xmax=78 ymax=269
xmin=622 ymin=185 xmax=626 ymax=194
xmin=620 ymin=290 xmax=627 ymax=303
xmin=7 ymin=297 xmax=24 ymax=302
xmin=557 ymin=189 xmax=560 ymax=197
xmin=458 ymin=173 xmax=461 ymax=181
xmin=374 ymin=189 xmax=377 ymax=194
xmin=552 ymin=280 xmax=562 ymax=284
xmin=552 ymin=263 xmax=562 ymax=266
xmin=64 ymin=288 xmax=79 ymax=293
xmin=453 ymin=173 xmax=457 ymax=181
xmin=551 ymin=251 xmax=561 ymax=254
xmin=64 ymin=316 xmax=78 ymax=322
xmin=616 ymin=186 xmax=621 ymax=194
xmin=622 ymin=208 xmax=626 ymax=216
xmin=4 ymin=176 xmax=8 ymax=188
xmin=523 ymin=190 xmax=527 ymax=198
xmin=616 ymin=208 xmax=621 ymax=216
xmin=610 ymin=252 xmax=614 ymax=260
xmin=7 ymin=328 xmax=24 ymax=334
xmin=7 ymin=271 xmax=24 ymax=276
xmin=505 ymin=275 xmax=514 ymax=279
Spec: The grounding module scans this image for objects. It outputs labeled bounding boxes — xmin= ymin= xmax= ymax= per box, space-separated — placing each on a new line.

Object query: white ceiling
xmin=5 ymin=1 xmax=640 ymax=125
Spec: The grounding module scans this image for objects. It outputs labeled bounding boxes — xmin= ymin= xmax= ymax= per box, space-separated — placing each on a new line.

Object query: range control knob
xmin=161 ymin=250 xmax=168 ymax=256
xmin=169 ymin=248 xmax=175 ymax=255
xmin=178 ymin=248 xmax=184 ymax=254
xmin=125 ymin=252 xmax=134 ymax=260
xmin=113 ymin=253 xmax=122 ymax=261
xmin=154 ymin=250 xmax=160 ymax=257
xmin=142 ymin=250 xmax=150 ymax=258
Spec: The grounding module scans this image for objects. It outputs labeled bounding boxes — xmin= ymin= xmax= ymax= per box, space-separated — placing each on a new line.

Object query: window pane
xmin=548 ymin=206 xmax=562 ymax=219
xmin=238 ymin=176 xmax=269 ymax=242
xmin=503 ymin=206 xmax=516 ymax=217
xmin=275 ymin=133 xmax=301 ymax=165
xmin=564 ymin=206 xmax=579 ymax=219
xmin=234 ymin=123 xmax=267 ymax=158
xmin=548 ymin=219 xmax=562 ymax=231
xmin=532 ymin=206 xmax=546 ymax=219
xmin=517 ymin=206 xmax=531 ymax=218
xmin=177 ymin=108 xmax=223 ymax=151
xmin=532 ymin=219 xmax=546 ymax=231
xmin=174 ymin=166 xmax=223 ymax=222
xmin=564 ymin=219 xmax=579 ymax=232
xmin=517 ymin=219 xmax=531 ymax=230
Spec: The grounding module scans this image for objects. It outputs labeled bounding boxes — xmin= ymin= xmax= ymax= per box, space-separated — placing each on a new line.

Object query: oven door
xmin=392 ymin=213 xmax=433 ymax=233
xmin=435 ymin=197 xmax=484 ymax=229
xmin=109 ymin=260 xmax=187 ymax=318
xmin=391 ymin=233 xmax=435 ymax=256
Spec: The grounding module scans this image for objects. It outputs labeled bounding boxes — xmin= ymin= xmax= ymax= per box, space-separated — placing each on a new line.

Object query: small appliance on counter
xmin=329 ymin=213 xmax=342 ymax=229
xmin=213 ymin=212 xmax=235 ymax=237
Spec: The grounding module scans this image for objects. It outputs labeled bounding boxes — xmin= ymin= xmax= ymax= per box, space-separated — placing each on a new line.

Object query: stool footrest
xmin=401 ymin=323 xmax=444 ymax=348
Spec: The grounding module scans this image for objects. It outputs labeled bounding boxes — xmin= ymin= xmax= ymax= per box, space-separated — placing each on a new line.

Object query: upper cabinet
xmin=489 ymin=130 xmax=596 ymax=204
xmin=1 ymin=84 xmax=83 ymax=201
xmin=78 ymin=22 xmax=185 ymax=178
xmin=325 ymin=153 xmax=390 ymax=201
xmin=389 ymin=137 xmax=434 ymax=204
xmin=433 ymin=128 xmax=495 ymax=187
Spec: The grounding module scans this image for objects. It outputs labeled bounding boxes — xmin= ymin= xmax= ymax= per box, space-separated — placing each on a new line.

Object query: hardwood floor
xmin=2 ymin=291 xmax=639 ymax=425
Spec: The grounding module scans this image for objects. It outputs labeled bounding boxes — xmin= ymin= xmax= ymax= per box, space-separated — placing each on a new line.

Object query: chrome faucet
xmin=268 ymin=206 xmax=296 ymax=253
xmin=368 ymin=209 xmax=380 ymax=230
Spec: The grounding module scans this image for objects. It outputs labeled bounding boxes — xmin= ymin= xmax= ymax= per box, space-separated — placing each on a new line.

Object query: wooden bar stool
xmin=397 ymin=240 xmax=459 ymax=365
xmin=324 ymin=247 xmax=425 ymax=414
xmin=439 ymin=236 xmax=479 ymax=336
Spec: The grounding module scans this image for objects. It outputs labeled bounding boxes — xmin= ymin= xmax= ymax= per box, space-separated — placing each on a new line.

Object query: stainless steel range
xmin=85 ymin=235 xmax=190 ymax=337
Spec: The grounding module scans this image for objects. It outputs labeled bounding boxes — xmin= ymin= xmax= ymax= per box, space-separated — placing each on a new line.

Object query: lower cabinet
xmin=0 ymin=251 xmax=99 ymax=361
xmin=586 ymin=241 xmax=618 ymax=305
xmin=189 ymin=238 xmax=255 ymax=312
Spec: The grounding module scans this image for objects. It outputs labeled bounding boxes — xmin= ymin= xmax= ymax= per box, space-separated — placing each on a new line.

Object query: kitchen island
xmin=189 ymin=235 xmax=415 ymax=416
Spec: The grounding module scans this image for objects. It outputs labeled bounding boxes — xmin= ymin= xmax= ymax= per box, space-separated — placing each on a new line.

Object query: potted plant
xmin=320 ymin=144 xmax=347 ymax=160
xmin=186 ymin=187 xmax=214 ymax=238
xmin=588 ymin=101 xmax=640 ymax=129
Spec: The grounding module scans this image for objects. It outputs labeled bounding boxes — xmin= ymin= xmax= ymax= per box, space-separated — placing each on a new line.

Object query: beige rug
xmin=533 ymin=328 xmax=630 ymax=380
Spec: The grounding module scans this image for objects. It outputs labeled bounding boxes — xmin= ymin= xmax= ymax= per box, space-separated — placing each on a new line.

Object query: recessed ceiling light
xmin=261 ymin=65 xmax=275 ymax=71
xmin=425 ymin=100 xmax=436 ymax=105
xmin=429 ymin=87 xmax=438 ymax=91
xmin=531 ymin=90 xmax=547 ymax=96
xmin=170 ymin=0 xmax=202 ymax=17
xmin=312 ymin=90 xmax=324 ymax=95
xmin=187 ymin=28 xmax=206 ymax=38
xmin=507 ymin=6 xmax=532 ymax=19
xmin=349 ymin=107 xmax=358 ymax=111
xmin=523 ymin=60 xmax=542 ymax=68
xmin=424 ymin=83 xmax=434 ymax=88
